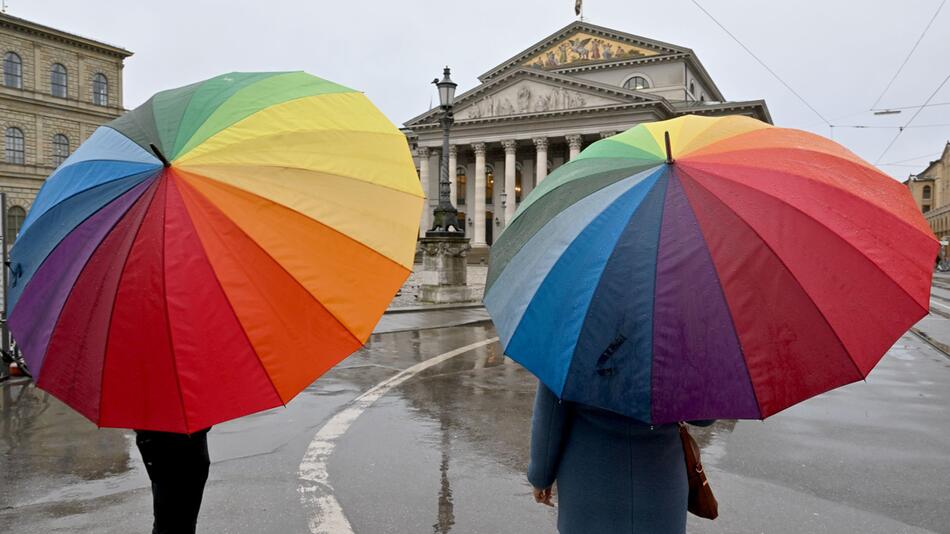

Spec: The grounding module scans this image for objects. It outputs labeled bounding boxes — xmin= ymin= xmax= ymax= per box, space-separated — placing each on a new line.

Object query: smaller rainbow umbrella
xmin=8 ymin=71 xmax=423 ymax=433
xmin=485 ymin=115 xmax=937 ymax=424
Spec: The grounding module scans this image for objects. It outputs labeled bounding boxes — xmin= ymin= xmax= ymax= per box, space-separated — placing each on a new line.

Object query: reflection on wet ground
xmin=330 ymin=324 xmax=950 ymax=534
xmin=329 ymin=323 xmax=744 ymax=534
xmin=0 ymin=379 xmax=139 ymax=513
xmin=3 ymin=315 xmax=950 ymax=534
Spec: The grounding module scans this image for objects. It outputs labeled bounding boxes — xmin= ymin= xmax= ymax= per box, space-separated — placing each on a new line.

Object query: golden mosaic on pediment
xmin=522 ymin=32 xmax=659 ymax=70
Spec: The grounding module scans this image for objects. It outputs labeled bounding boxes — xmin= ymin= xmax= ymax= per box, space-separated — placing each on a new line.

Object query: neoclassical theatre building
xmin=404 ymin=21 xmax=771 ymax=249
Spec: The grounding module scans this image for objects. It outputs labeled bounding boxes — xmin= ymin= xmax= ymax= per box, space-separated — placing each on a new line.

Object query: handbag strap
xmin=678 ymin=422 xmax=709 ymax=485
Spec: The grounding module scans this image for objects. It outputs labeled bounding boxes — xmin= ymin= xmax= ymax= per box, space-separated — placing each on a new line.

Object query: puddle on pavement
xmin=1 ymin=380 xmax=143 ymax=509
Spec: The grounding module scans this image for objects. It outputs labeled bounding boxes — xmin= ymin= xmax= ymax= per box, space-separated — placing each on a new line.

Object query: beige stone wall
xmin=0 ymin=31 xmax=35 ymax=91
xmin=1 ymin=15 xmax=129 ymax=213
xmin=80 ymin=55 xmax=121 ymax=107
xmin=37 ymin=43 xmax=80 ymax=98
xmin=0 ymin=106 xmax=38 ymax=165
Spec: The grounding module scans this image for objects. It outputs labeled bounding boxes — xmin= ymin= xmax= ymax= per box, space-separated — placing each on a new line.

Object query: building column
xmin=417 ymin=146 xmax=430 ymax=237
xmin=567 ymin=134 xmax=583 ymax=160
xmin=533 ymin=137 xmax=548 ymax=185
xmin=502 ymin=140 xmax=517 ymax=226
xmin=472 ymin=142 xmax=487 ymax=246
xmin=448 ymin=145 xmax=458 ymax=206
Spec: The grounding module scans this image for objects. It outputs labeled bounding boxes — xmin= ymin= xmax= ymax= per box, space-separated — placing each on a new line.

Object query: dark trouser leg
xmin=135 ymin=429 xmax=211 ymax=534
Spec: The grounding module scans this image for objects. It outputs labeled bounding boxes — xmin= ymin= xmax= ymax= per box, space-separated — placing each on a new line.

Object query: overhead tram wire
xmin=690 ymin=0 xmax=832 ymax=130
xmin=875 ymin=69 xmax=950 ymax=164
xmin=872 ymin=101 xmax=950 ymax=113
xmin=833 ymin=123 xmax=950 ymax=129
xmin=879 ymin=150 xmax=944 ymax=166
xmin=870 ymin=0 xmax=947 ymax=111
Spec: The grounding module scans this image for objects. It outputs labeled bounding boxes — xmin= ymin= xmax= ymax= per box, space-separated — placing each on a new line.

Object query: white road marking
xmin=931 ymin=299 xmax=950 ymax=312
xmin=297 ymin=337 xmax=500 ymax=534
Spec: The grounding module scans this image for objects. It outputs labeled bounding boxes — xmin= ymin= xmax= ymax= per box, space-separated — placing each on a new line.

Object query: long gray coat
xmin=528 ymin=383 xmax=713 ymax=533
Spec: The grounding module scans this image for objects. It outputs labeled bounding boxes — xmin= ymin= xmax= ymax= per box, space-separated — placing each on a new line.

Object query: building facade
xmin=904 ymin=142 xmax=950 ymax=242
xmin=404 ymin=21 xmax=771 ymax=248
xmin=1 ymin=12 xmax=131 ymax=239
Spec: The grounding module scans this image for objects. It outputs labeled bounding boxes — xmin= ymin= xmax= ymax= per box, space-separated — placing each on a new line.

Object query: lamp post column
xmin=533 ymin=137 xmax=548 ymax=185
xmin=472 ymin=142 xmax=487 ymax=246
xmin=419 ymin=66 xmax=472 ymax=304
xmin=502 ymin=140 xmax=517 ymax=227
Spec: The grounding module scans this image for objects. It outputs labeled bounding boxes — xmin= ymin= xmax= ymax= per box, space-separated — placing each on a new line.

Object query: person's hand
xmin=532 ymin=486 xmax=554 ymax=507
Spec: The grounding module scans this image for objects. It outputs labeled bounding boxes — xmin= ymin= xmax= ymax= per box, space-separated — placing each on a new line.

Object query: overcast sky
xmin=8 ymin=0 xmax=950 ymax=179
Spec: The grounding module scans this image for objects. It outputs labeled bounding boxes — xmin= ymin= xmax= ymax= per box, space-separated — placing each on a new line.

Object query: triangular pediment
xmin=405 ymin=69 xmax=657 ymax=126
xmin=480 ymin=21 xmax=688 ymax=81
xmin=455 ymin=76 xmax=634 ymax=120
xmin=521 ymin=30 xmax=659 ymax=71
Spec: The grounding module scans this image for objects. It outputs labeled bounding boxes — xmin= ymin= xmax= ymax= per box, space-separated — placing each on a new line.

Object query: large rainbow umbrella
xmin=485 ymin=115 xmax=936 ymax=424
xmin=8 ymin=71 xmax=423 ymax=433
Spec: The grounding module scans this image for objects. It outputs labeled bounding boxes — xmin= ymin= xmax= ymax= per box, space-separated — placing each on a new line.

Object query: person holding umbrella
xmin=134 ymin=428 xmax=211 ymax=534
xmin=484 ymin=115 xmax=937 ymax=533
xmin=528 ymin=384 xmax=713 ymax=532
xmin=6 ymin=71 xmax=424 ymax=533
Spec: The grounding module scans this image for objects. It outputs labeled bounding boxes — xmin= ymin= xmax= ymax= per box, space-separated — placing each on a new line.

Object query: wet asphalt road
xmin=2 ymin=308 xmax=950 ymax=533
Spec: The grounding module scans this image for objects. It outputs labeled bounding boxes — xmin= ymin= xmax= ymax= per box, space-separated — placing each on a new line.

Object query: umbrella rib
xmin=24 ymin=179 xmax=154 ymax=393
xmin=171 ymin=76 xmax=352 ymax=159
xmin=677 ymin=168 xmax=867 ymax=383
xmin=177 ymin=169 xmax=413 ymax=286
xmin=647 ymin=173 xmax=669 ymax=424
xmin=158 ymin=177 xmax=194 ymax=433
xmin=505 ymin=169 xmax=665 ymax=395
xmin=95 ymin=178 xmax=162 ymax=428
xmin=566 ymin=172 xmax=669 ymax=415
xmin=169 ymin=176 xmax=301 ymax=408
xmin=673 ymin=169 xmax=764 ymax=420
xmin=488 ymin=162 xmax=664 ymax=290
xmin=12 ymin=169 xmax=159 ymax=278
xmin=175 ymin=160 xmax=423 ymax=204
xmin=682 ymin=159 xmax=932 ymax=317
xmin=173 ymin=175 xmax=368 ymax=349
xmin=19 ymin=162 xmax=161 ymax=237
xmin=685 ymin=147 xmax=929 ymax=239
xmin=172 ymin=98 xmax=377 ymax=161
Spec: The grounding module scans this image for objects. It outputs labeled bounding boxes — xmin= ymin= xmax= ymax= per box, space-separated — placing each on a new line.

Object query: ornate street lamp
xmin=427 ymin=66 xmax=463 ymax=236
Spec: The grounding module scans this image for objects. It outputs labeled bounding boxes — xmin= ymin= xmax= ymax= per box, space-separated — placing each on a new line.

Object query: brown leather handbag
xmin=678 ymin=422 xmax=719 ymax=519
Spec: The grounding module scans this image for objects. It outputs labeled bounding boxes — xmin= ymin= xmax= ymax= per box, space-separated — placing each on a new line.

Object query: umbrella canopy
xmin=8 ymin=71 xmax=423 ymax=433
xmin=485 ymin=115 xmax=937 ymax=425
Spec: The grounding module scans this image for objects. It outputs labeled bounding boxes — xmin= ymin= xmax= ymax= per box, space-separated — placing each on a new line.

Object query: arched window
xmin=486 ymin=164 xmax=494 ymax=205
xmin=6 ymin=205 xmax=26 ymax=242
xmin=51 ymin=63 xmax=67 ymax=97
xmin=700 ymin=95 xmax=705 ymax=102
xmin=5 ymin=127 xmax=24 ymax=164
xmin=515 ymin=162 xmax=523 ymax=203
xmin=52 ymin=134 xmax=70 ymax=166
xmin=623 ymin=75 xmax=650 ymax=91
xmin=690 ymin=81 xmax=695 ymax=95
xmin=92 ymin=73 xmax=108 ymax=106
xmin=923 ymin=185 xmax=932 ymax=199
xmin=3 ymin=52 xmax=22 ymax=88
xmin=456 ymin=166 xmax=467 ymax=205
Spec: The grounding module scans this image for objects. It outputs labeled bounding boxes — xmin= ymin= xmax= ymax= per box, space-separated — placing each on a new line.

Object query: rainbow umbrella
xmin=485 ymin=115 xmax=936 ymax=424
xmin=8 ymin=72 xmax=423 ymax=433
